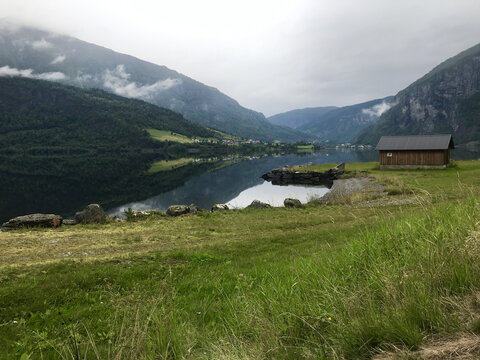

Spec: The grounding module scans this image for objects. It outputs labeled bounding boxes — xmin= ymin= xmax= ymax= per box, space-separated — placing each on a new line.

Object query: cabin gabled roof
xmin=375 ymin=134 xmax=454 ymax=151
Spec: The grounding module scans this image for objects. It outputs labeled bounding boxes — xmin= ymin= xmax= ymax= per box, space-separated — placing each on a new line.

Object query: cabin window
xmin=387 ymin=152 xmax=393 ymax=157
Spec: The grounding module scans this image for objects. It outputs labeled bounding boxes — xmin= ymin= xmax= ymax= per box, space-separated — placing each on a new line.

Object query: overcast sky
xmin=1 ymin=0 xmax=480 ymax=116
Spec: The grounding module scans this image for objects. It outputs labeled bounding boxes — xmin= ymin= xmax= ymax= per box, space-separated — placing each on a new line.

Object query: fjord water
xmin=108 ymin=149 xmax=378 ymax=216
xmin=109 ymin=147 xmax=479 ymax=215
xmin=0 ymin=148 xmax=478 ymax=223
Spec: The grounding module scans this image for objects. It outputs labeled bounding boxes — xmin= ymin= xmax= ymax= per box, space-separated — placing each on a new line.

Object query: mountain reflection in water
xmin=1 ymin=147 xmax=478 ymax=223
xmin=109 ymin=150 xmax=377 ymax=216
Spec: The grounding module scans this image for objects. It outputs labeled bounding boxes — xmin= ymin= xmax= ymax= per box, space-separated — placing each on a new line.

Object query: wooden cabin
xmin=376 ymin=134 xmax=454 ymax=169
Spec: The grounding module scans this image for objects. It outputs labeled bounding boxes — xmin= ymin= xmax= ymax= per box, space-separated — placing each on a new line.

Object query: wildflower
xmin=328 ymin=317 xmax=332 ymax=321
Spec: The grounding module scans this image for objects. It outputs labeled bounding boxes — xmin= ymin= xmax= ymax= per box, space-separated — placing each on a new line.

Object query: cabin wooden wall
xmin=379 ymin=150 xmax=449 ymax=166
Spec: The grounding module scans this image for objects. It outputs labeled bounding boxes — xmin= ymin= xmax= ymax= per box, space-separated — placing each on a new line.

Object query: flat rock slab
xmin=1 ymin=213 xmax=63 ymax=230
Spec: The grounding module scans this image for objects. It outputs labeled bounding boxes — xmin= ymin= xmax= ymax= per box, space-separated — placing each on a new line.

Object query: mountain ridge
xmin=267 ymin=97 xmax=393 ymax=143
xmin=0 ymin=19 xmax=310 ymax=143
xmin=356 ymin=42 xmax=480 ymax=145
xmin=268 ymin=106 xmax=338 ymax=129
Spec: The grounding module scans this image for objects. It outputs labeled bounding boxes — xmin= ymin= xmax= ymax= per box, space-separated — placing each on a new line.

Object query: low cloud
xmin=75 ymin=72 xmax=97 ymax=85
xmin=0 ymin=65 xmax=67 ymax=81
xmin=103 ymin=64 xmax=181 ymax=98
xmin=51 ymin=55 xmax=66 ymax=64
xmin=31 ymin=38 xmax=54 ymax=50
xmin=362 ymin=100 xmax=392 ymax=118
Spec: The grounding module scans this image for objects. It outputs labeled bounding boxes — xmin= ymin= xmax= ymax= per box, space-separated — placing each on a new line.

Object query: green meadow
xmin=1 ymin=161 xmax=480 ymax=359
xmin=146 ymin=129 xmax=195 ymax=144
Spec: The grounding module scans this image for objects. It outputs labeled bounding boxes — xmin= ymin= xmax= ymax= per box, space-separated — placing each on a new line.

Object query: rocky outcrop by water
xmin=212 ymin=204 xmax=229 ymax=212
xmin=284 ymin=198 xmax=303 ymax=208
xmin=74 ymin=204 xmax=106 ymax=224
xmin=166 ymin=204 xmax=202 ymax=217
xmin=1 ymin=213 xmax=62 ymax=230
xmin=248 ymin=200 xmax=271 ymax=209
xmin=261 ymin=163 xmax=344 ymax=187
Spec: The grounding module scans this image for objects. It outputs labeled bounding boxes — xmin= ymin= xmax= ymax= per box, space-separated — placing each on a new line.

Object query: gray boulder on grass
xmin=188 ymin=204 xmax=202 ymax=214
xmin=284 ymin=198 xmax=303 ymax=208
xmin=63 ymin=219 xmax=77 ymax=226
xmin=248 ymin=200 xmax=271 ymax=209
xmin=166 ymin=204 xmax=203 ymax=216
xmin=1 ymin=213 xmax=63 ymax=230
xmin=166 ymin=205 xmax=191 ymax=217
xmin=74 ymin=204 xmax=106 ymax=224
xmin=211 ymin=204 xmax=229 ymax=212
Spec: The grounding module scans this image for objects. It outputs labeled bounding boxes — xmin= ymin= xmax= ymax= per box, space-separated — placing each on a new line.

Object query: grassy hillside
xmin=146 ymin=129 xmax=195 ymax=144
xmin=0 ymin=77 xmax=217 ymax=152
xmin=1 ymin=161 xmax=480 ymax=359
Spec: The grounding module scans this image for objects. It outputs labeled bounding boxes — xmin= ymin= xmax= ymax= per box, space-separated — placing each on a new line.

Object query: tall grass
xmin=209 ymin=195 xmax=478 ymax=359
xmin=2 ymin=188 xmax=479 ymax=359
xmin=50 ymin=194 xmax=479 ymax=359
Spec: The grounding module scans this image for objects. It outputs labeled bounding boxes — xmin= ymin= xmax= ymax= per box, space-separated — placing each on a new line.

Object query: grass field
xmin=1 ymin=161 xmax=480 ymax=359
xmin=146 ymin=129 xmax=194 ymax=144
xmin=146 ymin=128 xmax=241 ymax=144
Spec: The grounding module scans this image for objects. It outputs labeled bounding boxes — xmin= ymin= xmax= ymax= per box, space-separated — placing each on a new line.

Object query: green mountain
xmin=356 ymin=42 xmax=480 ymax=145
xmin=0 ymin=19 xmax=308 ymax=143
xmin=0 ymin=76 xmax=216 ymax=152
xmin=268 ymin=106 xmax=337 ymax=129
xmin=268 ymin=98 xmax=393 ymax=143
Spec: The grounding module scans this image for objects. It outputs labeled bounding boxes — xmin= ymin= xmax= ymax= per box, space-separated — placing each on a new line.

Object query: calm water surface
xmin=109 ymin=149 xmax=377 ymax=215
xmin=226 ymin=182 xmax=328 ymax=208
xmin=109 ymin=147 xmax=480 ymax=215
xmin=1 ymin=148 xmax=478 ymax=222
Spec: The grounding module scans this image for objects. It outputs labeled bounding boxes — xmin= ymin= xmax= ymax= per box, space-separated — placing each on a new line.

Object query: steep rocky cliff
xmin=357 ymin=43 xmax=480 ymax=145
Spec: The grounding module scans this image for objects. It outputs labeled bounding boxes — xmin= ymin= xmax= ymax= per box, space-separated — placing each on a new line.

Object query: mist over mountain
xmin=357 ymin=42 xmax=480 ymax=146
xmin=0 ymin=19 xmax=309 ymax=143
xmin=268 ymin=97 xmax=393 ymax=143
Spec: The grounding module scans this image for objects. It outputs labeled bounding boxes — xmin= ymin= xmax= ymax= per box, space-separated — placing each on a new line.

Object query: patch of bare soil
xmin=374 ymin=334 xmax=480 ymax=360
xmin=418 ymin=334 xmax=480 ymax=359
xmin=374 ymin=292 xmax=480 ymax=360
